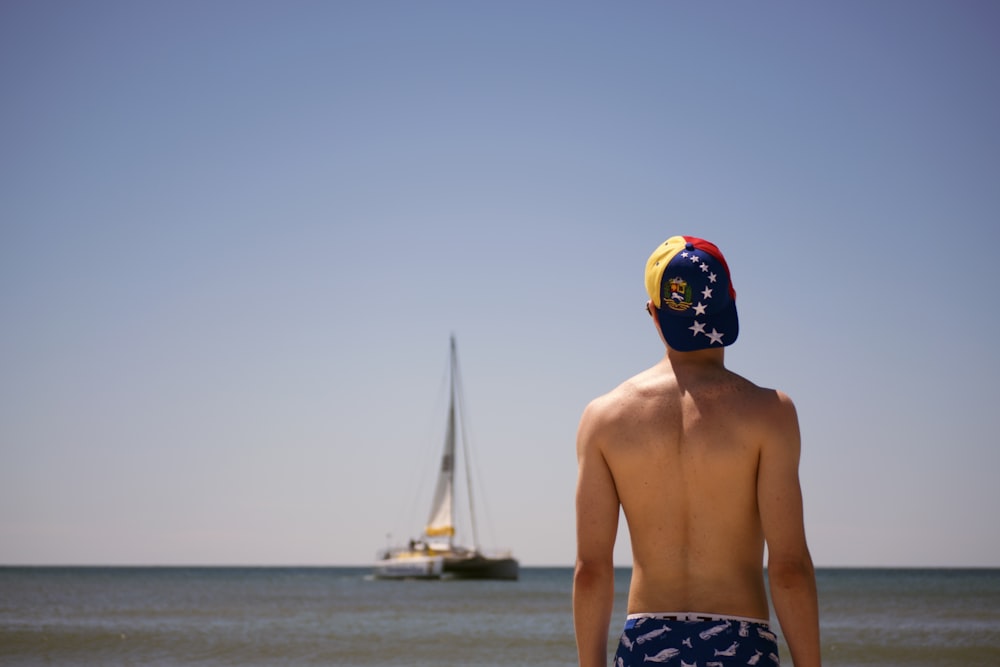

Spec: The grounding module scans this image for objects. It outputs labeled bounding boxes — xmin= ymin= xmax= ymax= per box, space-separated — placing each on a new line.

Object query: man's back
xmin=573 ymin=235 xmax=819 ymax=667
xmin=587 ymin=353 xmax=796 ymax=620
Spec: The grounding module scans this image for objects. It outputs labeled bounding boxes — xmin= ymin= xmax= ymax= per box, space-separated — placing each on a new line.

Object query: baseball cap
xmin=644 ymin=235 xmax=739 ymax=351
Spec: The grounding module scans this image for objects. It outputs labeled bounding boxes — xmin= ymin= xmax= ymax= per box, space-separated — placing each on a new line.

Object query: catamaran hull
xmin=443 ymin=554 xmax=519 ymax=580
xmin=372 ymin=554 xmax=444 ymax=580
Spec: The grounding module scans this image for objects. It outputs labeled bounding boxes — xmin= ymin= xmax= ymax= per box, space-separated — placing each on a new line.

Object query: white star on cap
xmin=701 ymin=286 xmax=713 ymax=299
xmin=708 ymin=272 xmax=717 ymax=283
xmin=707 ymin=329 xmax=725 ymax=345
xmin=689 ymin=321 xmax=706 ymax=336
xmin=693 ymin=302 xmax=707 ymax=316
xmin=689 ymin=254 xmax=700 ymax=263
xmin=700 ymin=262 xmax=709 ymax=272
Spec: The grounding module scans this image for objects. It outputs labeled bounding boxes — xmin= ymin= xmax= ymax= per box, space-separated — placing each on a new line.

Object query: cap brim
xmin=657 ymin=300 xmax=739 ymax=351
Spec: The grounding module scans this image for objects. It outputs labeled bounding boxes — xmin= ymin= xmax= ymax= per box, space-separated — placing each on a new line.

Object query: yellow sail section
xmin=425 ymin=525 xmax=455 ymax=537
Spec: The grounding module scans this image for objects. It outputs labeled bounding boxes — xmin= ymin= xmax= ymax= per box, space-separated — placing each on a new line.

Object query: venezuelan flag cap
xmin=644 ymin=235 xmax=739 ymax=351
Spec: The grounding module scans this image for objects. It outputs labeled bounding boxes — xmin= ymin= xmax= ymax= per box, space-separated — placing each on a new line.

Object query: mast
xmin=453 ymin=336 xmax=481 ymax=550
xmin=423 ymin=335 xmax=481 ymax=551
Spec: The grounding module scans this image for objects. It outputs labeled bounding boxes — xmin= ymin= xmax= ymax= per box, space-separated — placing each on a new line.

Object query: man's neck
xmin=665 ymin=346 xmax=726 ymax=370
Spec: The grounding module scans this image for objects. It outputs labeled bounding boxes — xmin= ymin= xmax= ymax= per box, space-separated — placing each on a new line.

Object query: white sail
xmin=425 ymin=382 xmax=456 ymax=538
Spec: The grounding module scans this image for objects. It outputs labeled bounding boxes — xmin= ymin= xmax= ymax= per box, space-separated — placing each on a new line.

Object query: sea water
xmin=1 ymin=567 xmax=998 ymax=666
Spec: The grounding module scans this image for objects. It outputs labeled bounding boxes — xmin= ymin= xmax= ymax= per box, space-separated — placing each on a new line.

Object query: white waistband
xmin=627 ymin=611 xmax=769 ymax=625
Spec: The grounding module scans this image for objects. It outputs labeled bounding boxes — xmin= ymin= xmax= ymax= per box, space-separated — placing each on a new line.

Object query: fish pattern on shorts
xmin=613 ymin=617 xmax=780 ymax=666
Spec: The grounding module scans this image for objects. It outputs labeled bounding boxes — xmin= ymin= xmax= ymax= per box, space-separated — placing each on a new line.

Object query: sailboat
xmin=373 ymin=336 xmax=519 ymax=580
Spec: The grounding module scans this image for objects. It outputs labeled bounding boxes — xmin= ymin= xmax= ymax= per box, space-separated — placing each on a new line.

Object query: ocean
xmin=0 ymin=567 xmax=997 ymax=666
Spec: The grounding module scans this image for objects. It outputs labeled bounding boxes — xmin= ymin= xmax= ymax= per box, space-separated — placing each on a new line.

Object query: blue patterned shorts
xmin=614 ymin=613 xmax=780 ymax=666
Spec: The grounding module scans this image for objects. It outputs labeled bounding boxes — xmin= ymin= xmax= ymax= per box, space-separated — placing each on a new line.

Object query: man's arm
xmin=757 ymin=392 xmax=821 ymax=667
xmin=574 ymin=399 xmax=620 ymax=667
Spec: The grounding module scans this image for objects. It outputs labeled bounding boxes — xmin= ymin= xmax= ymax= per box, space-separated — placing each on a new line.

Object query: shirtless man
xmin=574 ymin=236 xmax=820 ymax=667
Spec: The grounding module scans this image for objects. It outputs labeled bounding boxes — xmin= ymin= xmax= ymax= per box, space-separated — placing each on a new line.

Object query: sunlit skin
xmin=573 ymin=302 xmax=821 ymax=667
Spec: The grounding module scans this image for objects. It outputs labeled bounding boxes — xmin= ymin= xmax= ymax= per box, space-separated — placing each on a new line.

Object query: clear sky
xmin=2 ymin=1 xmax=998 ymax=567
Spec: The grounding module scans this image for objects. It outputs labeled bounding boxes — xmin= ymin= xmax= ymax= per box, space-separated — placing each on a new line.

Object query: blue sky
xmin=2 ymin=1 xmax=998 ymax=567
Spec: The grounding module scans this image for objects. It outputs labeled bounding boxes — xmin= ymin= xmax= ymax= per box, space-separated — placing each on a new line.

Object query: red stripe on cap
xmin=683 ymin=236 xmax=736 ymax=300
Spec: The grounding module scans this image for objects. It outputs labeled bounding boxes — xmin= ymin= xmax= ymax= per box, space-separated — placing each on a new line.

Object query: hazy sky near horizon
xmin=2 ymin=1 xmax=998 ymax=567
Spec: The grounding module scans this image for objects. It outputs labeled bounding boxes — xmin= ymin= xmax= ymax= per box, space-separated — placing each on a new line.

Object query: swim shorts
xmin=613 ymin=613 xmax=780 ymax=666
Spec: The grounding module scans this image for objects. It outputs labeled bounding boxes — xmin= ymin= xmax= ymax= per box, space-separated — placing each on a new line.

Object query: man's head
xmin=644 ymin=235 xmax=739 ymax=351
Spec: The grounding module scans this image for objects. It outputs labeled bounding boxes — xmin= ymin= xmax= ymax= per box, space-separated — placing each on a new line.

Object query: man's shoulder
xmin=581 ymin=367 xmax=670 ymax=430
xmin=723 ymin=369 xmax=794 ymax=405
xmin=740 ymin=378 xmax=796 ymax=413
xmin=581 ymin=381 xmax=632 ymax=424
xmin=726 ymin=378 xmax=799 ymax=438
xmin=588 ymin=366 xmax=662 ymax=406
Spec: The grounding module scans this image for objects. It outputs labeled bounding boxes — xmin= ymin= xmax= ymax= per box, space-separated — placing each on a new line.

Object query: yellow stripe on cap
xmin=644 ymin=235 xmax=688 ymax=307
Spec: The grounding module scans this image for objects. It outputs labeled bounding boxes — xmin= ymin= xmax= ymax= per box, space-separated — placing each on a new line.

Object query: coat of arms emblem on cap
xmin=665 ymin=277 xmax=693 ymax=312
